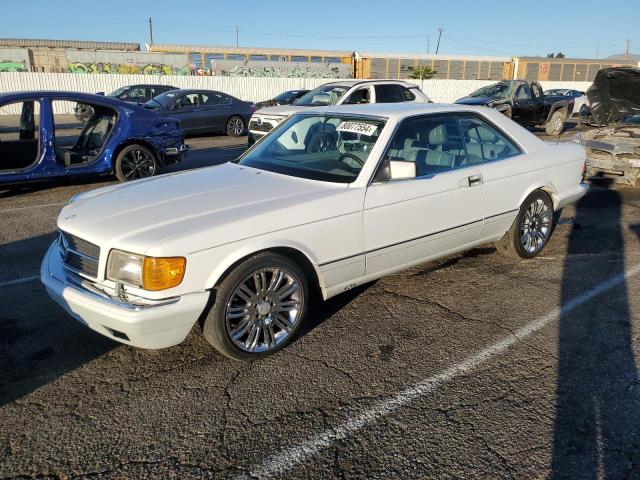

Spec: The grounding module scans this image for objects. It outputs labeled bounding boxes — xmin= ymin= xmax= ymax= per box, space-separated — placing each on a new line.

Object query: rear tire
xmin=114 ymin=144 xmax=158 ymax=182
xmin=495 ymin=190 xmax=555 ymax=259
xmin=545 ymin=110 xmax=566 ymax=136
xmin=202 ymin=252 xmax=308 ymax=361
xmin=226 ymin=116 xmax=245 ymax=137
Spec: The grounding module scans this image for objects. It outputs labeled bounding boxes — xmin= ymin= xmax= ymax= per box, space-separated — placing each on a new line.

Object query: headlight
xmin=106 ymin=249 xmax=186 ymax=291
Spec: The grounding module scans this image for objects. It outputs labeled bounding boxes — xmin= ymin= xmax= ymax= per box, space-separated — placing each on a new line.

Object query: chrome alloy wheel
xmin=520 ymin=198 xmax=553 ymax=254
xmin=225 ymin=267 xmax=303 ymax=353
xmin=120 ymin=149 xmax=156 ymax=180
xmin=227 ymin=116 xmax=244 ymax=136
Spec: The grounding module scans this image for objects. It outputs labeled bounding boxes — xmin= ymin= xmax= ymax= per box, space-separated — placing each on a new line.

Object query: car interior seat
xmin=466 ymin=125 xmax=501 ymax=163
xmin=56 ymin=109 xmax=115 ymax=166
xmin=414 ymin=125 xmax=455 ymax=175
xmin=305 ymin=122 xmax=337 ymax=153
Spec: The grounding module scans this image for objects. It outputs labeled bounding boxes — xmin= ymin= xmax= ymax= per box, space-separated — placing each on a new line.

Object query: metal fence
xmin=0 ymin=72 xmax=593 ymax=114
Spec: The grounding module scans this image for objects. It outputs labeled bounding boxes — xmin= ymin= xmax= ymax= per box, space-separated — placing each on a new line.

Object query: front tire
xmin=495 ymin=190 xmax=555 ymax=259
xmin=499 ymin=106 xmax=512 ymax=119
xmin=202 ymin=252 xmax=308 ymax=361
xmin=114 ymin=144 xmax=158 ymax=182
xmin=226 ymin=116 xmax=245 ymax=137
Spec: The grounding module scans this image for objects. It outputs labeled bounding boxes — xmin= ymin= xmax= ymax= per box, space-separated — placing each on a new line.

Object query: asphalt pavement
xmin=1 ymin=129 xmax=640 ymax=479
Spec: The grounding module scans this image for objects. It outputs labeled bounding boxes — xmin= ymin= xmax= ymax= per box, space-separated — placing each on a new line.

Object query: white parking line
xmin=248 ymin=262 xmax=640 ymax=479
xmin=0 ymin=275 xmax=40 ymax=288
xmin=0 ymin=202 xmax=65 ymax=213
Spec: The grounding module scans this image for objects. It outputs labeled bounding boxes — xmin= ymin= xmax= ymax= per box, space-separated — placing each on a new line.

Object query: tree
xmin=547 ymin=52 xmax=566 ymax=58
xmin=408 ymin=65 xmax=438 ymax=80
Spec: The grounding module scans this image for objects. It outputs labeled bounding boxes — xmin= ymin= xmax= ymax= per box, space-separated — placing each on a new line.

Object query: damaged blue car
xmin=0 ymin=91 xmax=187 ymax=185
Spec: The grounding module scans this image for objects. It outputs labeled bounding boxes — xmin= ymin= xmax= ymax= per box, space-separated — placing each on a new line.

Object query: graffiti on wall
xmin=0 ymin=60 xmax=28 ymax=72
xmin=67 ymin=62 xmax=189 ymax=75
xmin=209 ymin=60 xmax=351 ymax=78
xmin=222 ymin=65 xmax=340 ymax=78
xmin=221 ymin=65 xmax=346 ymax=78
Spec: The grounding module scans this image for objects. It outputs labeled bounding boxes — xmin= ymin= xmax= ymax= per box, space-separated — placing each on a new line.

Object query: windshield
xmin=274 ymin=90 xmax=300 ymax=103
xmin=108 ymin=86 xmax=129 ymax=98
xmin=238 ymin=114 xmax=386 ymax=183
xmin=293 ymin=85 xmax=349 ymax=106
xmin=470 ymin=82 xmax=515 ymax=100
xmin=143 ymin=91 xmax=177 ymax=110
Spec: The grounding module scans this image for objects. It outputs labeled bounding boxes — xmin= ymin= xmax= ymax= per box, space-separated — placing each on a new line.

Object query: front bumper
xmin=40 ymin=241 xmax=210 ymax=349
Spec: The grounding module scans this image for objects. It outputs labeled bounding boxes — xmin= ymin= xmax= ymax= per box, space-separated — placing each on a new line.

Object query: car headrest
xmin=404 ymin=137 xmax=419 ymax=150
xmin=318 ymin=123 xmax=336 ymax=134
xmin=429 ymin=124 xmax=448 ymax=146
xmin=468 ymin=126 xmax=497 ymax=143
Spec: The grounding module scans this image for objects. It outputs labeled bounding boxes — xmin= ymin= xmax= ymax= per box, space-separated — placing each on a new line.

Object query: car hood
xmin=455 ymin=96 xmax=503 ymax=106
xmin=587 ymin=67 xmax=640 ymax=125
xmin=57 ymin=163 xmax=356 ymax=257
xmin=254 ymin=105 xmax=311 ymax=116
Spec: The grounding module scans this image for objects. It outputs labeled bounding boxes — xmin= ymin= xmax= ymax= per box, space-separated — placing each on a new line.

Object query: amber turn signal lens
xmin=142 ymin=256 xmax=186 ymax=291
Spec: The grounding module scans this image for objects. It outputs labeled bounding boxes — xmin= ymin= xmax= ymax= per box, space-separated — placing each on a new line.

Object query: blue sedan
xmin=0 ymin=91 xmax=187 ymax=185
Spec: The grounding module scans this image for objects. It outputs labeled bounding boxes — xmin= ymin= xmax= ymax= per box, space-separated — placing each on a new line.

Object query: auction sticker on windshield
xmin=337 ymin=121 xmax=378 ymax=136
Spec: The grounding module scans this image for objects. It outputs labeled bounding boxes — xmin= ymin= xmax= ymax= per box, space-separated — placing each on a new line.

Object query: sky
xmin=1 ymin=0 xmax=638 ymax=59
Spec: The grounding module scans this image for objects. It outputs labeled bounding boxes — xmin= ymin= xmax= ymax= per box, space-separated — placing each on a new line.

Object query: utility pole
xmin=625 ymin=38 xmax=631 ymax=61
xmin=595 ymin=44 xmax=598 ymax=59
xmin=236 ymin=25 xmax=239 ymax=47
xmin=148 ymin=17 xmax=154 ymax=46
xmin=435 ymin=28 xmax=443 ymax=54
xmin=427 ymin=35 xmax=430 ymax=54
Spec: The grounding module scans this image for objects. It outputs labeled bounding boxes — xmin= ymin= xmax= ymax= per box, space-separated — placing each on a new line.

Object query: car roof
xmin=165 ymin=89 xmax=226 ymax=94
xmin=0 ymin=90 xmax=131 ymax=107
xmin=302 ymin=102 xmax=502 ymax=120
xmin=125 ymin=84 xmax=177 ymax=88
xmin=320 ymin=79 xmax=420 ymax=88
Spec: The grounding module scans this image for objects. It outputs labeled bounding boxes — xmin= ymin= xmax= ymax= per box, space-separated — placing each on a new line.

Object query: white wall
xmin=0 ymin=72 xmax=594 ymax=114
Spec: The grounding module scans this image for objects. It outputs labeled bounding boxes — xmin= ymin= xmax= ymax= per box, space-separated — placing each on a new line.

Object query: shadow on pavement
xmin=0 ymin=233 xmax=115 ymax=406
xmin=552 ymin=182 xmax=640 ymax=478
xmin=296 ymin=282 xmax=376 ymax=340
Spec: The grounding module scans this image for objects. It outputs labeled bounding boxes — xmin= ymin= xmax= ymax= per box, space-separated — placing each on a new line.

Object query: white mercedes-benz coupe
xmin=42 ymin=103 xmax=587 ymax=361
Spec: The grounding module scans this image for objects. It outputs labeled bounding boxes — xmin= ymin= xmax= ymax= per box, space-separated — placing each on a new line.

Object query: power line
xmin=435 ymin=28 xmax=443 ymax=54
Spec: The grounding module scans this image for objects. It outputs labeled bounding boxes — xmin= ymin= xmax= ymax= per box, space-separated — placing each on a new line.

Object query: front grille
xmin=59 ymin=231 xmax=100 ymax=278
xmin=249 ymin=120 xmax=275 ymax=133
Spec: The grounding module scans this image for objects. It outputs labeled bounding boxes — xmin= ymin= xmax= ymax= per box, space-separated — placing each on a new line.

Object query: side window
xmin=531 ymin=83 xmax=542 ymax=98
xmin=401 ymin=87 xmax=416 ymax=101
xmin=375 ymin=85 xmax=402 ymax=103
xmin=385 ymin=115 xmax=467 ymax=177
xmin=344 ymin=87 xmax=371 ymax=105
xmin=202 ymin=93 xmax=232 ymax=105
xmin=516 ymin=85 xmax=531 ymax=100
xmin=126 ymin=87 xmax=146 ymax=100
xmin=458 ymin=115 xmax=521 ymax=164
xmin=174 ymin=93 xmax=199 ymax=109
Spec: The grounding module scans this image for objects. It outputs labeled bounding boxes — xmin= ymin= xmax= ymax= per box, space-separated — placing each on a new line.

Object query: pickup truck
xmin=456 ymin=80 xmax=574 ymax=136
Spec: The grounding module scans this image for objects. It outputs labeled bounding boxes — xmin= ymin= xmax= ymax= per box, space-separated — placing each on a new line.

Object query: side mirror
xmin=96 ymin=91 xmax=105 ymax=96
xmin=375 ymin=160 xmax=417 ymax=182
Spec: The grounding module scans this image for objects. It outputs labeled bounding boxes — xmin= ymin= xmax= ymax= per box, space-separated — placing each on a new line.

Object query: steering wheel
xmin=338 ymin=152 xmax=364 ymax=166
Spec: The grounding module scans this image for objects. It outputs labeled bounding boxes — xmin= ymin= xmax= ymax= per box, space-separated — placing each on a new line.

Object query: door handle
xmin=467 ymin=174 xmax=483 ymax=187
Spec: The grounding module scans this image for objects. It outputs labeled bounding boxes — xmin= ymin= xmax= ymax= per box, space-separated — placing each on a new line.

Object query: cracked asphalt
xmin=1 ymin=130 xmax=640 ymax=479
